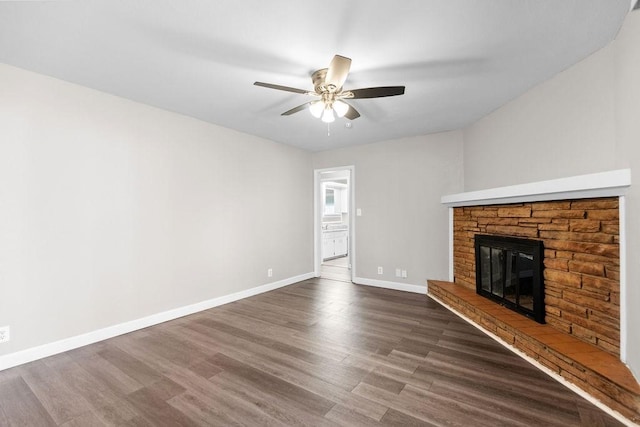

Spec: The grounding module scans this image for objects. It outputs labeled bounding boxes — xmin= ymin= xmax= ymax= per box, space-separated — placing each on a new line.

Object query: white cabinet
xmin=322 ymin=230 xmax=348 ymax=260
xmin=322 ymin=236 xmax=334 ymax=260
xmin=334 ymin=232 xmax=348 ymax=256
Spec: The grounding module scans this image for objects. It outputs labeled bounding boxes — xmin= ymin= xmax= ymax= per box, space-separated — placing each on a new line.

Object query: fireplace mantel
xmin=441 ymin=169 xmax=630 ymax=207
xmin=433 ymin=169 xmax=636 ymax=421
xmin=440 ymin=168 xmax=631 ymax=360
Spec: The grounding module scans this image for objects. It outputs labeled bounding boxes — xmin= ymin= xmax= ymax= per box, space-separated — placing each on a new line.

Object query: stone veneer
xmin=453 ymin=197 xmax=620 ymax=355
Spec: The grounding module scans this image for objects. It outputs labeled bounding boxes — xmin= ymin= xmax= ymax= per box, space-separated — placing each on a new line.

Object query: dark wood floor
xmin=0 ymin=277 xmax=626 ymax=426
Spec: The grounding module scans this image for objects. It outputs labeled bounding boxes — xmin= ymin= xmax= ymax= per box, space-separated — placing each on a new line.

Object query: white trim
xmin=313 ymin=170 xmax=321 ymax=277
xmin=441 ymin=169 xmax=631 ymax=207
xmin=428 ymin=293 xmax=634 ymax=427
xmin=448 ymin=207 xmax=454 ymax=281
xmin=350 ymin=165 xmax=356 ymax=281
xmin=314 ymin=165 xmax=356 ymax=282
xmin=353 ymin=276 xmax=426 ymax=294
xmin=619 ymin=196 xmax=627 ymax=363
xmin=0 ymin=272 xmax=314 ymax=372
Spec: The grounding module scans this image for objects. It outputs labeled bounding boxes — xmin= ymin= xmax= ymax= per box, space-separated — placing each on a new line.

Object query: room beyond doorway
xmin=320 ymin=256 xmax=351 ymax=282
xmin=315 ymin=167 xmax=354 ymax=283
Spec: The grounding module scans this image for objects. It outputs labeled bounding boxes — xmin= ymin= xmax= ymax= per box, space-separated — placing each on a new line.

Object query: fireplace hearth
xmin=475 ymin=234 xmax=545 ymax=323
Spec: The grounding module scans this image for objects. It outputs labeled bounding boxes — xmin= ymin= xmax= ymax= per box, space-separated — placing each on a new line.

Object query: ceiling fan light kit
xmin=333 ymin=100 xmax=349 ymax=118
xmin=321 ymin=107 xmax=335 ymax=123
xmin=254 ymin=54 xmax=405 ymax=124
xmin=309 ymin=101 xmax=324 ymax=118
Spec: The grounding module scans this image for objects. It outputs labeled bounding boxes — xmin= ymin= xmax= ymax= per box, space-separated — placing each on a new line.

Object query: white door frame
xmin=314 ymin=165 xmax=355 ymax=281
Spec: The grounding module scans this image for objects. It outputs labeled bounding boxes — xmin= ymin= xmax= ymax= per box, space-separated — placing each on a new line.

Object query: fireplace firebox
xmin=475 ymin=235 xmax=545 ymax=323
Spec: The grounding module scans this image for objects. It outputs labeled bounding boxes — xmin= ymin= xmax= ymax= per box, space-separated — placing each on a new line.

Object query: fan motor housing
xmin=311 ymin=68 xmax=333 ymax=94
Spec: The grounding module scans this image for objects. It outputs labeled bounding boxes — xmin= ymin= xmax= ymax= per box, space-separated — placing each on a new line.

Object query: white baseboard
xmin=0 ymin=272 xmax=314 ymax=372
xmin=353 ymin=276 xmax=427 ymax=294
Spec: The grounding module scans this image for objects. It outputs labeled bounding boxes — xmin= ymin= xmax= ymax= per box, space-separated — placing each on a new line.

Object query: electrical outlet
xmin=267 ymin=268 xmax=273 ymax=278
xmin=0 ymin=326 xmax=10 ymax=344
xmin=395 ymin=268 xmax=401 ymax=277
xmin=402 ymin=270 xmax=407 ymax=278
xmin=377 ymin=266 xmax=383 ymax=275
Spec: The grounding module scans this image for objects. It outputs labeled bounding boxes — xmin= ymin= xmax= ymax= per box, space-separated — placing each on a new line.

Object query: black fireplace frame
xmin=474 ymin=234 xmax=545 ymax=323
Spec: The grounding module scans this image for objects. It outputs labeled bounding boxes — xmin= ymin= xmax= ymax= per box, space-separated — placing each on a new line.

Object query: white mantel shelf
xmin=441 ymin=169 xmax=631 ymax=207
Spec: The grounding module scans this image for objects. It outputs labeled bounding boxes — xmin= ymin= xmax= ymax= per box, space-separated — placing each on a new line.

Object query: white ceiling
xmin=0 ymin=1 xmax=632 ymax=151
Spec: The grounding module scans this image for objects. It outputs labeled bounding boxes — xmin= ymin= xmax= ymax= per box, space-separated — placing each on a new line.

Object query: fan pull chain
xmin=327 ymin=123 xmax=331 ymax=137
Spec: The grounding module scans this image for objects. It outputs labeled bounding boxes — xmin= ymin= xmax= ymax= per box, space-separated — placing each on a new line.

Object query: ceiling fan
xmin=254 ymin=55 xmax=405 ymax=123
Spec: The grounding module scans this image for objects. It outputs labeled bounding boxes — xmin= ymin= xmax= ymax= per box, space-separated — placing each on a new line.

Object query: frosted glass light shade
xmin=309 ymin=101 xmax=324 ymax=118
xmin=321 ymin=107 xmax=335 ymax=123
xmin=333 ymin=100 xmax=349 ymax=118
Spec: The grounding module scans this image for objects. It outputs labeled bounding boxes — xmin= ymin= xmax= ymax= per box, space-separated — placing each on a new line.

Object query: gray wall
xmin=0 ymin=63 xmax=313 ymax=356
xmin=613 ymin=10 xmax=640 ymax=380
xmin=313 ymin=132 xmax=464 ymax=288
xmin=463 ymin=41 xmax=617 ymax=190
xmin=463 ymin=12 xmax=640 ymax=377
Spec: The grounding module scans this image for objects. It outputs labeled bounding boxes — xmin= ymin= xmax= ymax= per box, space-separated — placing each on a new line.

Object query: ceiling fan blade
xmin=254 ymin=81 xmax=309 ymax=95
xmin=324 ymin=55 xmax=352 ymax=90
xmin=344 ymin=104 xmax=360 ymax=120
xmin=349 ymin=86 xmax=405 ymax=99
xmin=281 ymin=102 xmax=312 ymax=116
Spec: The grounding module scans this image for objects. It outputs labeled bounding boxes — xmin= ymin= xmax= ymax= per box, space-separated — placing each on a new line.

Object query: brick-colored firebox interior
xmin=453 ymin=197 xmax=620 ymax=355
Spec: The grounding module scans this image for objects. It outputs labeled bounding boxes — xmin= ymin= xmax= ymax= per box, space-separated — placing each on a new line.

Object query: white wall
xmin=463 ymin=43 xmax=617 ymax=191
xmin=462 ymin=12 xmax=640 ymax=377
xmin=313 ymin=132 xmax=464 ymax=289
xmin=614 ymin=10 xmax=640 ymax=380
xmin=0 ymin=64 xmax=313 ymax=357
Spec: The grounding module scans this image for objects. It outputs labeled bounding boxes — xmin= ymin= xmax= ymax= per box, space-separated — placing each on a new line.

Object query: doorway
xmin=314 ymin=167 xmax=354 ymax=282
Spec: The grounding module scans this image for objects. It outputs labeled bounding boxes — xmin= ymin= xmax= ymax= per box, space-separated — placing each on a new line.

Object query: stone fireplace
xmin=428 ymin=169 xmax=639 ymax=422
xmin=454 ymin=197 xmax=620 ymax=354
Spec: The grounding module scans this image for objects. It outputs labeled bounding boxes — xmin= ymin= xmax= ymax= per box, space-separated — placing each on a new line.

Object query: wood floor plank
xmin=125 ymin=383 xmax=196 ymax=426
xmin=69 ymin=352 xmax=143 ymax=396
xmin=20 ymin=361 xmax=95 ymax=425
xmin=91 ymin=400 xmax=150 ymax=427
xmin=210 ymin=310 xmax=348 ymax=363
xmin=194 ymin=317 xmax=333 ymax=366
xmin=323 ymin=404 xmax=384 ymax=426
xmin=40 ymin=353 xmax=131 ymax=412
xmin=361 ymin=371 xmax=406 ymax=394
xmin=96 ymin=345 xmax=166 ymax=387
xmin=207 ymin=371 xmax=338 ymax=426
xmin=176 ymin=320 xmax=370 ymax=392
xmin=0 ymin=276 xmax=627 ymax=426
xmin=0 ymin=376 xmax=57 ymax=426
xmin=577 ymin=403 xmax=626 ymax=427
xmin=340 ymin=349 xmax=424 ymax=379
xmin=427 ymin=379 xmax=586 ymax=427
xmin=168 ymin=324 xmax=389 ymax=422
xmin=379 ymin=408 xmax=438 ymax=426
xmin=58 ymin=410 xmax=107 ymax=427
xmin=0 ymin=406 xmax=9 ymax=427
xmin=416 ymin=352 xmax=585 ymax=408
xmin=207 ymin=352 xmax=336 ymax=417
xmin=167 ymin=392 xmax=254 ymax=427
xmin=353 ymin=381 xmax=516 ymax=427
xmin=423 ymin=345 xmax=564 ymax=388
